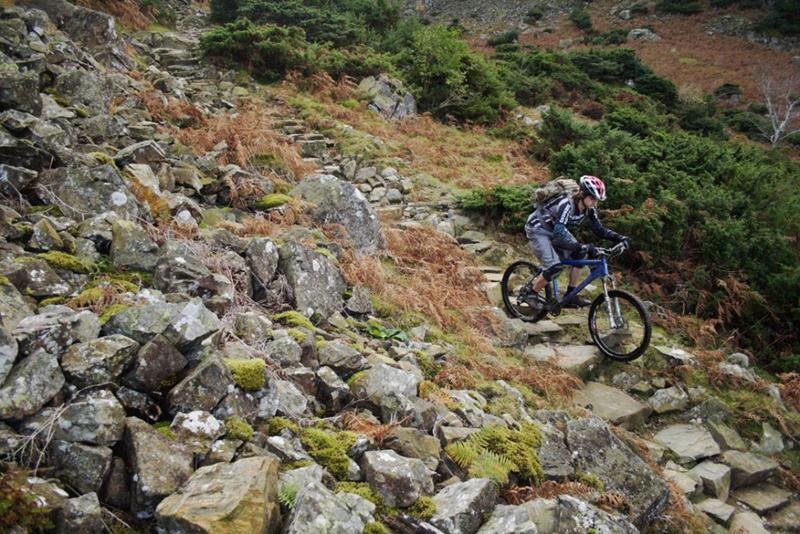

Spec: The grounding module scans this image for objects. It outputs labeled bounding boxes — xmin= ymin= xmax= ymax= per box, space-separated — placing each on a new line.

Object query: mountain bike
xmin=501 ymin=241 xmax=651 ymax=361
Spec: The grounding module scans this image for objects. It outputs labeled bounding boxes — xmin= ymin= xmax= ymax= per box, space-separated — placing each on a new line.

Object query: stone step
xmin=733 ymin=483 xmax=792 ymax=514
xmin=572 ymin=381 xmax=652 ymax=430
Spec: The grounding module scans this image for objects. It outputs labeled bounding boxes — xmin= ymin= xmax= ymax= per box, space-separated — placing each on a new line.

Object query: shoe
xmin=563 ymin=295 xmax=592 ymax=308
xmin=523 ymin=292 xmax=545 ymax=310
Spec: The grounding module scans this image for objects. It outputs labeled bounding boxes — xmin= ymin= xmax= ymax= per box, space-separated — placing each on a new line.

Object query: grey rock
xmin=478 ymin=504 xmax=537 ymax=534
xmin=156 ymin=456 xmax=281 ymax=533
xmin=170 ymin=410 xmax=225 ymax=455
xmin=729 ymin=511 xmax=769 ymax=534
xmin=102 ymin=456 xmax=130 ymax=510
xmin=50 ymin=440 xmax=112 ymax=495
xmin=682 ymin=398 xmax=732 ymax=424
xmin=232 ymin=311 xmax=272 ymax=347
xmin=246 ymin=237 xmax=280 ymax=291
xmin=351 ymin=363 xmax=420 ymax=420
xmin=37 ymin=165 xmax=142 ymax=220
xmin=60 ymin=334 xmax=140 ymax=388
xmin=566 ymin=417 xmax=670 ymax=529
xmin=537 ymin=421 xmax=574 ymax=481
xmin=384 ymin=426 xmax=441 ymax=472
xmin=431 ymin=478 xmax=498 ymax=534
xmin=0 ymin=164 xmax=38 ymax=196
xmin=766 ymin=500 xmax=800 ymax=532
xmin=573 ymin=382 xmax=652 ymax=430
xmin=720 ymin=450 xmax=778 ymax=489
xmin=316 ymin=365 xmax=350 ymax=413
xmin=727 ymin=352 xmax=749 ymax=367
xmin=114 ymin=140 xmax=166 ymax=169
xmin=21 ymin=0 xmax=118 ymax=48
xmin=110 ymin=219 xmax=160 ymax=271
xmin=362 ymin=449 xmax=433 ymax=507
xmin=0 ymin=325 xmax=17 ymax=385
xmin=2 ymin=257 xmax=71 ymax=299
xmin=552 ymin=495 xmax=638 ymax=533
xmin=291 ymin=174 xmax=386 ymax=253
xmin=257 ymin=379 xmax=308 ymax=419
xmin=166 ymin=356 xmax=235 ymax=416
xmin=652 ymin=424 xmax=721 ymax=463
xmin=279 ymin=463 xmax=325 ymax=494
xmin=55 ymin=492 xmax=104 ymax=533
xmin=717 ymin=362 xmax=758 ymax=384
xmin=648 ymin=386 xmax=689 ymax=414
xmin=437 ymin=426 xmax=479 ymax=447
xmin=359 ymin=74 xmax=417 ymax=121
xmin=486 ymin=308 xmax=527 ymax=348
xmin=0 ymin=350 xmax=65 ymax=420
xmin=663 ymin=466 xmax=701 ymax=497
xmin=696 ymin=498 xmax=735 ymax=526
xmin=124 ymin=416 xmax=194 ymax=515
xmin=29 ymin=218 xmax=64 ymax=251
xmin=0 ymin=276 xmax=33 ymax=331
xmin=278 ymin=241 xmax=345 ymax=318
xmin=266 ymin=433 xmax=313 ymax=463
xmin=266 ymin=336 xmax=302 ymax=367
xmin=627 ymin=28 xmax=661 ymax=42
xmin=286 ymin=480 xmax=375 ymax=533
xmin=688 ymin=461 xmax=731 ymax=501
xmin=55 ymin=389 xmax=125 ymax=446
xmin=122 ymin=334 xmax=188 ymax=393
xmin=116 ymin=386 xmax=161 ymax=421
xmin=154 ymin=246 xmax=233 ymax=306
xmin=0 ymin=69 xmax=40 ymax=115
xmin=318 ymin=340 xmax=368 ymax=376
xmin=345 ymin=286 xmax=373 ymax=315
xmin=653 ymin=345 xmax=697 ymax=366
xmin=752 ymin=421 xmax=783 ymax=454
xmin=552 ymin=345 xmax=601 ymax=378
xmin=733 ymin=482 xmax=791 ymax=514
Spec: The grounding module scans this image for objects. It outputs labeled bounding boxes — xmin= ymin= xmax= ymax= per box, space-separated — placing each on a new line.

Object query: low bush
xmin=756 ymin=0 xmax=800 ymax=36
xmin=525 ymin=7 xmax=544 ymax=24
xmin=487 ymin=30 xmax=519 ymax=46
xmin=569 ymin=8 xmax=593 ymax=32
xmin=656 ymin=0 xmax=704 ymax=15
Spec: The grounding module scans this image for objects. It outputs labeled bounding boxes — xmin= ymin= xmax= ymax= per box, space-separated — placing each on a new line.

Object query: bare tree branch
xmin=756 ymin=68 xmax=800 ymax=146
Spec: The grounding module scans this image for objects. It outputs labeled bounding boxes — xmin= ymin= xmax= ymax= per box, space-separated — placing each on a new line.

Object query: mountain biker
xmin=523 ymin=175 xmax=630 ymax=308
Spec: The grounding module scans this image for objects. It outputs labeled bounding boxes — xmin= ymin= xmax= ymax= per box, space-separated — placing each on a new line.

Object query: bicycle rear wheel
xmin=588 ymin=289 xmax=651 ymax=361
xmin=501 ymin=260 xmax=550 ymax=323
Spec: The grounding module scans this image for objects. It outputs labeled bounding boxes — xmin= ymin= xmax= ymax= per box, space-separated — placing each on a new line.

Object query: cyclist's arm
xmin=587 ymin=207 xmax=625 ymax=242
xmin=552 ymin=223 xmax=582 ymax=252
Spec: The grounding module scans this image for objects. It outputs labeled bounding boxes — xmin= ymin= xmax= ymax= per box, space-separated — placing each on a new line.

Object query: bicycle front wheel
xmin=588 ymin=289 xmax=651 ymax=361
xmin=501 ymin=260 xmax=549 ymax=323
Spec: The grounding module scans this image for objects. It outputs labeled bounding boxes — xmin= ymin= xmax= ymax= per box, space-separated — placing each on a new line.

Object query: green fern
xmin=279 ymin=485 xmax=298 ymax=510
xmin=445 ymin=440 xmax=480 ymax=468
xmin=468 ymin=451 xmax=514 ymax=485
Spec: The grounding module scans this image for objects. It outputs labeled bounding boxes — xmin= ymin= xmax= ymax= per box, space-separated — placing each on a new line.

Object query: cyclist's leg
xmin=558 ymin=247 xmax=591 ymax=307
xmin=529 ymin=232 xmax=562 ymax=293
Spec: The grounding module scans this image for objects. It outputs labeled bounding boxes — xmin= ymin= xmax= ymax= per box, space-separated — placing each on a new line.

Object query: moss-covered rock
xmin=408 ymin=496 xmax=436 ymax=520
xmin=301 ymin=427 xmax=357 ymax=479
xmin=225 ymin=416 xmax=254 ymax=441
xmin=37 ymin=251 xmax=93 ymax=273
xmin=255 ymin=193 xmax=292 ymax=210
xmin=268 ymin=416 xmax=300 ymax=436
xmin=223 ymin=358 xmax=266 ymax=391
xmin=272 ymin=311 xmax=314 ymax=331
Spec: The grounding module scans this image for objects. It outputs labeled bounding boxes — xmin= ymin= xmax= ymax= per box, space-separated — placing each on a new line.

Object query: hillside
xmin=0 ymin=1 xmax=799 ymax=533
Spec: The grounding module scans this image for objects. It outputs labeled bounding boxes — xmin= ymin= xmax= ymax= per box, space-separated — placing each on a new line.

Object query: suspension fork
xmin=601 ymin=263 xmax=622 ymax=328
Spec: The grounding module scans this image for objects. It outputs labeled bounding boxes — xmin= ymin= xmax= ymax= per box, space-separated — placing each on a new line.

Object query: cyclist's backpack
xmin=533 ymin=177 xmax=579 ymax=205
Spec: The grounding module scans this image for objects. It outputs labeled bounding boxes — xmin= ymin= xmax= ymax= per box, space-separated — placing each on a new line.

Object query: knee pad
xmin=543 ymin=264 xmax=563 ymax=281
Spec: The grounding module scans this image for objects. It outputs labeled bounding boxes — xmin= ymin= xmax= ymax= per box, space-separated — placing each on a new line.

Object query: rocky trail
xmin=0 ymin=1 xmax=798 ymax=533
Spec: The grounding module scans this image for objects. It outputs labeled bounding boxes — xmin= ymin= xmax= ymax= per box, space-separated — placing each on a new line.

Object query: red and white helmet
xmin=579 ymin=175 xmax=606 ymax=201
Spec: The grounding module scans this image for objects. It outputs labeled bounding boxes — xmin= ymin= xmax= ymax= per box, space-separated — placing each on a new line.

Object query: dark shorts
xmin=528 ymin=231 xmax=586 ymax=280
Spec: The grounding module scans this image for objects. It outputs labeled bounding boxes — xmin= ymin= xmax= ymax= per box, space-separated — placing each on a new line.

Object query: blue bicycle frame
xmin=551 ymin=256 xmax=610 ymax=306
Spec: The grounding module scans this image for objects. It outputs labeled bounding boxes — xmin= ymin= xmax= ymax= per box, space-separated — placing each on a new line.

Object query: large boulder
xmin=2 ymin=258 xmax=71 ymax=299
xmin=19 ymin=0 xmax=118 ymax=48
xmin=291 ymin=174 xmax=385 ymax=254
xmin=49 ymin=440 xmax=112 ymax=495
xmin=362 ymin=449 xmax=434 ymax=508
xmin=278 ymin=241 xmax=346 ymax=318
xmin=0 ymin=350 xmax=65 ymax=420
xmin=565 ymin=417 xmax=670 ymax=529
xmin=55 ymin=492 xmax=104 ymax=533
xmin=122 ymin=334 xmax=188 ymax=393
xmin=13 ymin=306 xmax=99 ymax=356
xmin=156 ymin=456 xmax=281 ymax=533
xmin=551 ymin=495 xmax=638 ymax=533
xmin=384 ymin=426 xmax=442 ymax=472
xmin=720 ymin=450 xmax=778 ymax=489
xmin=285 ymin=480 xmax=375 ymax=534
xmin=60 ymin=334 xmax=140 ymax=388
xmin=358 ymin=74 xmax=417 ymax=121
xmin=154 ymin=245 xmax=234 ymax=306
xmin=431 ymin=478 xmax=498 ymax=534
xmin=573 ymin=382 xmax=652 ymax=430
xmin=53 ymin=389 xmax=125 ymax=446
xmin=318 ymin=341 xmax=368 ymax=377
xmin=257 ymin=379 xmax=309 ymax=419
xmin=37 ymin=165 xmax=142 ymax=220
xmin=124 ymin=416 xmax=194 ymax=515
xmin=350 ymin=363 xmax=421 ymax=420
xmin=166 ymin=356 xmax=235 ymax=417
xmin=246 ymin=237 xmax=279 ymax=291
xmin=110 ymin=219 xmax=160 ymax=271
xmin=652 ymin=424 xmax=720 ymax=463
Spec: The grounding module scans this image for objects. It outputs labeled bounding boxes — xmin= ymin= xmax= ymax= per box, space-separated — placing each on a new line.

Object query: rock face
xmin=362 ymin=449 xmax=434 ymax=507
xmin=156 ymin=456 xmax=281 ymax=534
xmin=431 ymin=478 xmax=498 ymax=534
xmin=54 ymin=389 xmax=126 ymax=446
xmin=124 ymin=417 xmax=194 ymax=515
xmin=278 ymin=241 xmax=346 ymax=318
xmin=166 ymin=356 xmax=235 ymax=416
xmin=0 ymin=350 xmax=65 ymax=419
xmin=358 ymin=74 xmax=417 ymax=121
xmin=49 ymin=440 xmax=112 ymax=495
xmin=60 ymin=334 xmax=140 ymax=387
xmin=37 ymin=165 xmax=142 ymax=220
xmin=565 ymin=417 xmax=670 ymax=529
xmin=653 ymin=424 xmax=720 ymax=463
xmin=572 ymin=382 xmax=652 ymax=430
xmin=285 ymin=480 xmax=375 ymax=533
xmin=291 ymin=174 xmax=386 ymax=254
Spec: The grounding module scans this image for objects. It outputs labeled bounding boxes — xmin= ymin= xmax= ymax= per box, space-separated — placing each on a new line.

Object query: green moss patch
xmin=408 ymin=496 xmax=436 ymax=520
xmin=301 ymin=427 xmax=357 ymax=479
xmin=268 ymin=416 xmax=300 ymax=436
xmin=272 ymin=311 xmax=315 ymax=331
xmin=286 ymin=328 xmax=307 ymax=343
xmin=223 ymin=358 xmax=267 ymax=391
xmin=98 ymin=304 xmax=129 ymax=325
xmin=37 ymin=251 xmax=92 ymax=273
xmin=153 ymin=421 xmax=176 ymax=441
xmin=255 ymin=193 xmax=292 ymax=210
xmin=225 ymin=416 xmax=254 ymax=441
